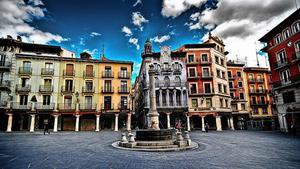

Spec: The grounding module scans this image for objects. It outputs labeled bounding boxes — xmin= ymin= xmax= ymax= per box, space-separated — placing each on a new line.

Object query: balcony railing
xmin=101 ymin=86 xmax=114 ymax=93
xmin=35 ymin=103 xmax=55 ymax=110
xmin=39 ymin=85 xmax=53 ymax=93
xmin=118 ymin=72 xmax=130 ymax=79
xmin=275 ymin=61 xmax=289 ymax=69
xmin=41 ymin=68 xmax=54 ymax=76
xmin=201 ymin=72 xmax=213 ymax=78
xmin=11 ymin=102 xmax=31 ymax=110
xmin=0 ymin=61 xmax=12 ymax=70
xmin=118 ymin=103 xmax=130 ymax=110
xmin=249 ymin=78 xmax=255 ymax=83
xmin=101 ymin=103 xmax=114 ymax=110
xmin=292 ymin=51 xmax=300 ymax=61
xmin=19 ymin=67 xmax=32 ymax=75
xmin=154 ymin=80 xmax=186 ymax=88
xmin=63 ymin=70 xmax=75 ymax=77
xmin=200 ymin=60 xmax=212 ymax=65
xmin=118 ymin=87 xmax=130 ymax=94
xmin=0 ymin=80 xmax=11 ymax=91
xmin=273 ymin=74 xmax=300 ymax=88
xmin=251 ymin=101 xmax=269 ymax=106
xmin=257 ymin=78 xmax=264 ymax=83
xmin=61 ymin=86 xmax=74 ymax=93
xmin=79 ymin=103 xmax=97 ymax=111
xmin=102 ymin=71 xmax=114 ymax=78
xmin=83 ymin=71 xmax=95 ymax=78
xmin=228 ymin=75 xmax=235 ymax=80
xmin=82 ymin=86 xmax=95 ymax=93
xmin=57 ymin=103 xmax=76 ymax=111
xmin=16 ymin=84 xmax=31 ymax=92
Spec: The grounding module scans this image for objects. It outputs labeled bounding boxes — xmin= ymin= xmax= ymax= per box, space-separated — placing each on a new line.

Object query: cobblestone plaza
xmin=0 ymin=131 xmax=299 ymax=169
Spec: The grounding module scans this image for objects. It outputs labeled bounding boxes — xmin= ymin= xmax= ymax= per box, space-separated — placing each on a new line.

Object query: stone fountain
xmin=113 ymin=65 xmax=198 ymax=151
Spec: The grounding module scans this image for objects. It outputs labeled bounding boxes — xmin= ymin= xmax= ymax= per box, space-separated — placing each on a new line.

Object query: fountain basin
xmin=135 ymin=129 xmax=173 ymax=141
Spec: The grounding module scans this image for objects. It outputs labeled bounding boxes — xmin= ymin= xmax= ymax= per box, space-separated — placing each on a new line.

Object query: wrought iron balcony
xmin=39 ymin=85 xmax=53 ymax=93
xmin=186 ymin=59 xmax=198 ymax=65
xmin=11 ymin=102 xmax=31 ymax=110
xmin=102 ymin=71 xmax=114 ymax=78
xmin=249 ymin=78 xmax=256 ymax=83
xmin=292 ymin=52 xmax=300 ymax=61
xmin=35 ymin=102 xmax=55 ymax=110
xmin=118 ymin=87 xmax=130 ymax=94
xmin=16 ymin=84 xmax=31 ymax=93
xmin=199 ymin=60 xmax=212 ymax=65
xmin=82 ymin=86 xmax=95 ymax=94
xmin=275 ymin=61 xmax=289 ymax=70
xmin=101 ymin=86 xmax=114 ymax=93
xmin=19 ymin=67 xmax=32 ymax=75
xmin=101 ymin=103 xmax=114 ymax=110
xmin=0 ymin=61 xmax=12 ymax=71
xmin=79 ymin=103 xmax=97 ymax=111
xmin=257 ymin=78 xmax=264 ymax=83
xmin=41 ymin=68 xmax=54 ymax=76
xmin=118 ymin=72 xmax=130 ymax=79
xmin=83 ymin=71 xmax=95 ymax=78
xmin=0 ymin=80 xmax=11 ymax=91
xmin=201 ymin=72 xmax=213 ymax=78
xmin=57 ymin=103 xmax=76 ymax=111
xmin=61 ymin=86 xmax=74 ymax=93
xmin=63 ymin=70 xmax=75 ymax=77
xmin=273 ymin=74 xmax=300 ymax=88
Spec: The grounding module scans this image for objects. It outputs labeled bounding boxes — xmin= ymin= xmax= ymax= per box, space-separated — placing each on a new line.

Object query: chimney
xmin=7 ymin=35 xmax=12 ymax=39
xmin=17 ymin=36 xmax=22 ymax=42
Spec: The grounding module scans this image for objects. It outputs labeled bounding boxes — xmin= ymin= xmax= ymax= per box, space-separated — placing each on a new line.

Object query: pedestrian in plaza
xmin=291 ymin=122 xmax=297 ymax=136
xmin=205 ymin=123 xmax=209 ymax=132
xmin=43 ymin=118 xmax=50 ymax=135
xmin=176 ymin=120 xmax=182 ymax=131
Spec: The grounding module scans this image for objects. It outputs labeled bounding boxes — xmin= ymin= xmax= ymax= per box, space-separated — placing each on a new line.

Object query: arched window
xmin=292 ymin=21 xmax=300 ymax=34
xmin=175 ymin=76 xmax=181 ymax=86
xmin=164 ymin=76 xmax=170 ymax=87
xmin=155 ymin=77 xmax=159 ymax=87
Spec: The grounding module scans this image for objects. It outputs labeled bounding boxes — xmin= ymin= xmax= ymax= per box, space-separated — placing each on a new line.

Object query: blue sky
xmin=0 ymin=0 xmax=298 ymax=81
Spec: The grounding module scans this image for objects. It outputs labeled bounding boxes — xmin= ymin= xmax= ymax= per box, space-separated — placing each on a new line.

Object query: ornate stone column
xmin=75 ymin=115 xmax=80 ymax=132
xmin=181 ymin=90 xmax=184 ymax=106
xmin=216 ymin=115 xmax=222 ymax=131
xmin=147 ymin=65 xmax=160 ymax=129
xmin=6 ymin=113 xmax=13 ymax=132
xmin=95 ymin=115 xmax=100 ymax=132
xmin=166 ymin=89 xmax=170 ymax=107
xmin=114 ymin=114 xmax=119 ymax=131
xmin=173 ymin=89 xmax=177 ymax=107
xmin=201 ymin=116 xmax=205 ymax=132
xmin=29 ymin=114 xmax=36 ymax=132
xmin=166 ymin=113 xmax=171 ymax=129
xmin=230 ymin=116 xmax=235 ymax=130
xmin=53 ymin=114 xmax=59 ymax=132
xmin=159 ymin=89 xmax=162 ymax=107
xmin=227 ymin=117 xmax=231 ymax=129
xmin=126 ymin=113 xmax=131 ymax=131
xmin=186 ymin=114 xmax=191 ymax=131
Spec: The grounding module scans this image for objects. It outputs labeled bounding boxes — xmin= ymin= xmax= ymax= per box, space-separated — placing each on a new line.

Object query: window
xmin=175 ymin=76 xmax=181 ymax=86
xmin=204 ymin=83 xmax=211 ymax=93
xmin=21 ymin=78 xmax=29 ymax=87
xmin=252 ymin=97 xmax=257 ymax=104
xmin=258 ymin=85 xmax=263 ymax=92
xmin=225 ymin=99 xmax=228 ymax=107
xmin=282 ymin=91 xmax=295 ymax=103
xmin=260 ymin=96 xmax=265 ymax=104
xmin=239 ymin=93 xmax=245 ymax=100
xmin=104 ymin=66 xmax=112 ymax=76
xmin=220 ymin=98 xmax=223 ymax=107
xmin=223 ymin=85 xmax=227 ymax=94
xmin=188 ymin=54 xmax=194 ymax=62
xmin=66 ymin=64 xmax=74 ymax=76
xmin=220 ymin=58 xmax=224 ymax=66
xmin=23 ymin=61 xmax=31 ymax=68
xmin=249 ymin=74 xmax=254 ymax=80
xmin=282 ymin=28 xmax=290 ymax=40
xmin=45 ymin=63 xmax=53 ymax=72
xmin=86 ymin=81 xmax=93 ymax=90
xmin=20 ymin=95 xmax=28 ymax=105
xmin=218 ymin=83 xmax=222 ymax=93
xmin=189 ymin=68 xmax=196 ymax=77
xmin=65 ymin=80 xmax=73 ymax=91
xmin=238 ymin=81 xmax=243 ymax=88
xmin=44 ymin=79 xmax=52 ymax=90
xmin=229 ymin=81 xmax=233 ymax=88
xmin=215 ymin=56 xmax=219 ymax=64
xmin=292 ymin=21 xmax=300 ymax=33
xmin=104 ymin=80 xmax=112 ymax=91
xmin=190 ymin=84 xmax=197 ymax=94
xmin=164 ymin=77 xmax=170 ymax=87
xmin=120 ymin=96 xmax=128 ymax=109
xmin=228 ymin=71 xmax=232 ymax=78
xmin=64 ymin=96 xmax=72 ymax=108
xmin=276 ymin=50 xmax=287 ymax=65
xmin=257 ymin=74 xmax=262 ymax=81
xmin=217 ymin=69 xmax=221 ymax=78
xmin=104 ymin=96 xmax=112 ymax=109
xmin=250 ymin=85 xmax=255 ymax=93
xmin=43 ymin=95 xmax=51 ymax=105
xmin=191 ymin=99 xmax=198 ymax=108
xmin=202 ymin=68 xmax=210 ymax=77
xmin=221 ymin=71 xmax=225 ymax=79
xmin=274 ymin=34 xmax=281 ymax=44
xmin=295 ymin=41 xmax=300 ymax=52
xmin=230 ymin=92 xmax=234 ymax=98
xmin=155 ymin=77 xmax=159 ymax=87
xmin=206 ymin=98 xmax=212 ymax=107
xmin=280 ymin=69 xmax=290 ymax=84
xmin=237 ymin=71 xmax=241 ymax=77
xmin=85 ymin=96 xmax=92 ymax=105
xmin=86 ymin=65 xmax=94 ymax=76
xmin=262 ymin=108 xmax=268 ymax=114
xmin=201 ymin=54 xmax=208 ymax=62
xmin=241 ymin=104 xmax=245 ymax=110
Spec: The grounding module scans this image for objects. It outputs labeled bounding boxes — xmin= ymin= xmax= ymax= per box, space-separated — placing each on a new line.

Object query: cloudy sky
xmin=0 ymin=0 xmax=298 ymax=81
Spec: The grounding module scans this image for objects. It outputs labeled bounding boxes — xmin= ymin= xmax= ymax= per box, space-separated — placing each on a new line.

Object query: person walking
xmin=205 ymin=123 xmax=209 ymax=132
xmin=43 ymin=118 xmax=50 ymax=135
xmin=176 ymin=120 xmax=182 ymax=132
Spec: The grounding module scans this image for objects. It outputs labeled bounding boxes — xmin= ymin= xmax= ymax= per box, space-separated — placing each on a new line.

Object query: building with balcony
xmin=259 ymin=9 xmax=300 ymax=133
xmin=244 ymin=67 xmax=275 ymax=130
xmin=133 ymin=40 xmax=189 ymax=130
xmin=178 ymin=34 xmax=233 ymax=131
xmin=0 ymin=36 xmax=133 ymax=133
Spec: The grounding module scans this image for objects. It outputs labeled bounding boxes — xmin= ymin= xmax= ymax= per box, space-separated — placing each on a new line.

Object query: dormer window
xmin=274 ymin=34 xmax=282 ymax=44
xmin=282 ymin=28 xmax=290 ymax=40
xmin=292 ymin=21 xmax=300 ymax=33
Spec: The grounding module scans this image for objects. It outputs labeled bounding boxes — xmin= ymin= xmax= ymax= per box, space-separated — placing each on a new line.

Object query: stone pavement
xmin=0 ymin=131 xmax=299 ymax=169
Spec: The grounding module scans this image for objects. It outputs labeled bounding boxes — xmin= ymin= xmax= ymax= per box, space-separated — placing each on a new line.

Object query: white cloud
xmin=132 ymin=12 xmax=148 ymax=30
xmin=121 ymin=26 xmax=133 ymax=36
xmin=83 ymin=49 xmax=98 ymax=55
xmin=90 ymin=32 xmax=101 ymax=37
xmin=196 ymin=0 xmax=295 ymax=67
xmin=161 ymin=0 xmax=207 ymax=18
xmin=150 ymin=35 xmax=171 ymax=43
xmin=133 ymin=0 xmax=142 ymax=7
xmin=0 ymin=0 xmax=68 ymax=44
xmin=129 ymin=37 xmax=140 ymax=50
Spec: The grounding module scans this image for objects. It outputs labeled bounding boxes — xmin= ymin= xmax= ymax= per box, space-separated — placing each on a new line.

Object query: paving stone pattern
xmin=0 ymin=131 xmax=299 ymax=169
